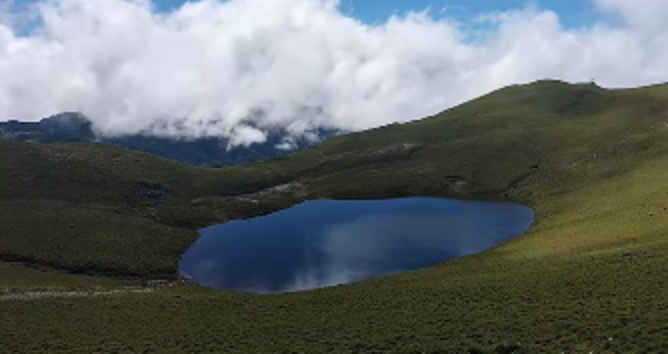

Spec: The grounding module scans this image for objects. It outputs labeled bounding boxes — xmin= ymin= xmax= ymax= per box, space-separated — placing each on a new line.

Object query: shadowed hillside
xmin=1 ymin=80 xmax=668 ymax=352
xmin=0 ymin=113 xmax=341 ymax=167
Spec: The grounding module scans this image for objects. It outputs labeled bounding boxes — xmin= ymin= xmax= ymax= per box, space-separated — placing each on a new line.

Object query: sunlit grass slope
xmin=1 ymin=80 xmax=668 ymax=352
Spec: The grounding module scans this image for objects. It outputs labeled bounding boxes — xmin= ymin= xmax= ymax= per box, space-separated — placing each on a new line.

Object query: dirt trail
xmin=0 ymin=286 xmax=166 ymax=301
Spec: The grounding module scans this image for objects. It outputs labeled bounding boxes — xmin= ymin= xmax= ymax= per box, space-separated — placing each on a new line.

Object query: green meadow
xmin=1 ymin=80 xmax=668 ymax=352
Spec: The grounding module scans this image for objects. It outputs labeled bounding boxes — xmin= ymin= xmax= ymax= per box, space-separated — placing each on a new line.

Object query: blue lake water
xmin=178 ymin=198 xmax=534 ymax=294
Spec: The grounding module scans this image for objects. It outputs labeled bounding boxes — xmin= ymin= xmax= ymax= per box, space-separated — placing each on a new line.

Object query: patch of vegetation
xmin=1 ymin=80 xmax=668 ymax=352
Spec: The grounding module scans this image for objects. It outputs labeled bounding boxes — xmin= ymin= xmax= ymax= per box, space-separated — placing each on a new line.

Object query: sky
xmin=151 ymin=0 xmax=595 ymax=27
xmin=1 ymin=0 xmax=668 ymax=145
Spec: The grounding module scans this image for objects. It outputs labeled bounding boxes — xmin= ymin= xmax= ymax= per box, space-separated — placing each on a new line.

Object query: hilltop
xmin=1 ymin=80 xmax=668 ymax=352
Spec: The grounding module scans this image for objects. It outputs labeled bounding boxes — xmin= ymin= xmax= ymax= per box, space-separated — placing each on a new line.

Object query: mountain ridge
xmin=0 ymin=112 xmax=341 ymax=167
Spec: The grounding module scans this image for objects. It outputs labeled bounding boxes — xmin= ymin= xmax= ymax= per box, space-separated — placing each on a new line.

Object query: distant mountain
xmin=0 ymin=113 xmax=342 ymax=167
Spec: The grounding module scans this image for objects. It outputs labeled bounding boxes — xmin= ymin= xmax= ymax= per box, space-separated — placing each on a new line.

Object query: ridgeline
xmin=0 ymin=112 xmax=341 ymax=167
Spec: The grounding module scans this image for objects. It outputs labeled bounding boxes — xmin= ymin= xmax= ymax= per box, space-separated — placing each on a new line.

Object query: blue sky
xmin=147 ymin=0 xmax=595 ymax=28
xmin=345 ymin=0 xmax=594 ymax=28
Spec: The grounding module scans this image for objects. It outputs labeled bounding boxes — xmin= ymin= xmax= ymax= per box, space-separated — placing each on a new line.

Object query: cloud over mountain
xmin=1 ymin=0 xmax=667 ymax=145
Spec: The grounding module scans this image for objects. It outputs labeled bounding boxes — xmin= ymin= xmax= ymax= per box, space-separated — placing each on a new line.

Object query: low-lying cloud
xmin=1 ymin=0 xmax=668 ymax=145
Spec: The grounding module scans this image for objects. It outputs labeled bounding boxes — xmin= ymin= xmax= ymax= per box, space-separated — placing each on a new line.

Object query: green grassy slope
xmin=283 ymin=81 xmax=668 ymax=201
xmin=0 ymin=141 xmax=289 ymax=275
xmin=1 ymin=80 xmax=668 ymax=352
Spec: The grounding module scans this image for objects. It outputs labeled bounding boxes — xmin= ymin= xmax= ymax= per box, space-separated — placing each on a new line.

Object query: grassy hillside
xmin=1 ymin=80 xmax=668 ymax=352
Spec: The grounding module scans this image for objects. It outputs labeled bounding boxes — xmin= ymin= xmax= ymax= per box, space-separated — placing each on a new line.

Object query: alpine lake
xmin=179 ymin=198 xmax=534 ymax=294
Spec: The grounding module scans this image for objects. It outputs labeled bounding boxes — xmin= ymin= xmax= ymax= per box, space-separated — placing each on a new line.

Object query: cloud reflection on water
xmin=179 ymin=198 xmax=534 ymax=294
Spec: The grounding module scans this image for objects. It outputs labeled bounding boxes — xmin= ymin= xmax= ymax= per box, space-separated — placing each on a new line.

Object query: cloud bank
xmin=1 ymin=0 xmax=668 ymax=144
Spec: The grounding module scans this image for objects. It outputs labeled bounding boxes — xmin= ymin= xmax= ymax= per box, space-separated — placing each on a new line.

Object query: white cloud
xmin=0 ymin=0 xmax=667 ymax=145
xmin=596 ymin=0 xmax=668 ymax=32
